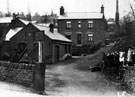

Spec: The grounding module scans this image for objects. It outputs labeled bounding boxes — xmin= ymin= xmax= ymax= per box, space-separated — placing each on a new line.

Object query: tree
xmin=120 ymin=14 xmax=134 ymax=36
xmin=32 ymin=12 xmax=41 ymax=23
xmin=5 ymin=12 xmax=11 ymax=17
xmin=0 ymin=11 xmax=4 ymax=17
xmin=129 ymin=3 xmax=135 ymax=20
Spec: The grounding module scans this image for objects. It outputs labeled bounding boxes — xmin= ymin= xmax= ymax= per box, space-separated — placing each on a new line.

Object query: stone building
xmin=1 ymin=17 xmax=72 ymax=63
xmin=58 ymin=5 xmax=107 ymax=55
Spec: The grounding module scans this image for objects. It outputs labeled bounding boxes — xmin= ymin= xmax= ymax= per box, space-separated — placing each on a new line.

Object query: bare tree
xmin=129 ymin=3 xmax=135 ymax=20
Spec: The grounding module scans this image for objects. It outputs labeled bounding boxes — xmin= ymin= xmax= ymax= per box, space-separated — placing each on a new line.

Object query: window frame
xmin=78 ymin=21 xmax=82 ymax=28
xmin=87 ymin=33 xmax=94 ymax=42
xmin=66 ymin=21 xmax=72 ymax=29
xmin=65 ymin=34 xmax=71 ymax=40
xmin=77 ymin=33 xmax=82 ymax=45
xmin=88 ymin=21 xmax=93 ymax=29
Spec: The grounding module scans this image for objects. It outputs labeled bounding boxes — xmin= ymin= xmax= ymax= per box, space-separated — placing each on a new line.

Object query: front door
xmin=55 ymin=46 xmax=59 ymax=62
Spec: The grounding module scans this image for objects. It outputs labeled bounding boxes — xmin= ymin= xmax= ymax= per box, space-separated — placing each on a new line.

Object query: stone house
xmin=58 ymin=5 xmax=107 ymax=55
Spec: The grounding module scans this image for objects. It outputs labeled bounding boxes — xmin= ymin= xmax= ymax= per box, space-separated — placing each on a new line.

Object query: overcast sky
xmin=0 ymin=0 xmax=134 ymax=19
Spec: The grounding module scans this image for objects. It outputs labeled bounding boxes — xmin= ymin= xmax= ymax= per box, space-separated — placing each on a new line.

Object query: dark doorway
xmin=55 ymin=45 xmax=59 ymax=62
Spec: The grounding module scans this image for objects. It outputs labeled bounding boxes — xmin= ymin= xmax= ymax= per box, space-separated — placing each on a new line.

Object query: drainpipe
xmin=38 ymin=41 xmax=42 ymax=63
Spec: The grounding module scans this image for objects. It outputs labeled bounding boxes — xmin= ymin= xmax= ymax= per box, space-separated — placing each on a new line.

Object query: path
xmin=46 ymin=59 xmax=119 ymax=97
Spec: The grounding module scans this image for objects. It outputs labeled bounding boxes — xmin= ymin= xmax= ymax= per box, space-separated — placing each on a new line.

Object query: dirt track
xmin=45 ymin=58 xmax=119 ymax=97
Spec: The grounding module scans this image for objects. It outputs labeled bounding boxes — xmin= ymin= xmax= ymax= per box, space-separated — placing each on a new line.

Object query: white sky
xmin=0 ymin=0 xmax=134 ymax=19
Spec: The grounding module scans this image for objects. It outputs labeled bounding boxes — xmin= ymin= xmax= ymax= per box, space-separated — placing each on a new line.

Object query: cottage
xmin=1 ymin=20 xmax=72 ymax=63
xmin=58 ymin=5 xmax=107 ymax=55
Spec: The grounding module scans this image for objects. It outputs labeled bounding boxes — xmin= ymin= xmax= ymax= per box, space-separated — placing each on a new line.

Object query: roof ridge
xmin=66 ymin=12 xmax=100 ymax=14
xmin=36 ymin=24 xmax=49 ymax=28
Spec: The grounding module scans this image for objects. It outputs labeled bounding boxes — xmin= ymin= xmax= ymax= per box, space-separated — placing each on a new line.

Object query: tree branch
xmin=129 ymin=3 xmax=135 ymax=20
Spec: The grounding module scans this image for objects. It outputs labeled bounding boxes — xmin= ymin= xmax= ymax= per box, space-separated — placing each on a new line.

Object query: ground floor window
xmin=65 ymin=45 xmax=71 ymax=54
xmin=65 ymin=32 xmax=72 ymax=40
xmin=88 ymin=33 xmax=93 ymax=42
xmin=65 ymin=34 xmax=71 ymax=40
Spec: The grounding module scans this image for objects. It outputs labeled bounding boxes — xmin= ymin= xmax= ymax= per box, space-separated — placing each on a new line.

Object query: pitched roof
xmin=5 ymin=27 xmax=23 ymax=41
xmin=19 ymin=19 xmax=37 ymax=25
xmin=0 ymin=17 xmax=12 ymax=23
xmin=0 ymin=17 xmax=36 ymax=24
xmin=33 ymin=24 xmax=72 ymax=42
xmin=58 ymin=12 xmax=103 ymax=20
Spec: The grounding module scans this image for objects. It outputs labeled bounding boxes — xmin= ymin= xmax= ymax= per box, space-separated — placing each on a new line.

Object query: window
xmin=65 ymin=32 xmax=72 ymax=40
xmin=65 ymin=34 xmax=71 ymax=40
xmin=88 ymin=33 xmax=93 ymax=42
xmin=78 ymin=21 xmax=81 ymax=28
xmin=65 ymin=45 xmax=71 ymax=54
xmin=77 ymin=33 xmax=82 ymax=44
xmin=66 ymin=21 xmax=72 ymax=28
xmin=17 ymin=43 xmax=27 ymax=51
xmin=88 ymin=21 xmax=93 ymax=28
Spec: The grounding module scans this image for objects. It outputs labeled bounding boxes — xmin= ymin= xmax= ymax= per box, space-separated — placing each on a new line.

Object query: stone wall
xmin=0 ymin=61 xmax=35 ymax=87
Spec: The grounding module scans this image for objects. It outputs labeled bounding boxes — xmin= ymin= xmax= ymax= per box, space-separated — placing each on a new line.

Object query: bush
xmin=124 ymin=66 xmax=135 ymax=93
xmin=75 ymin=46 xmax=111 ymax=71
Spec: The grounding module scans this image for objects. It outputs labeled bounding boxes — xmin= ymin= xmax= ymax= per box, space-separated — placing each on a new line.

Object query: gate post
xmin=34 ymin=62 xmax=46 ymax=94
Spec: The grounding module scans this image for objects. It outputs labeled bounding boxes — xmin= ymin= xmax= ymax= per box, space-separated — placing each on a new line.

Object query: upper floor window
xmin=66 ymin=21 xmax=72 ymax=28
xmin=65 ymin=34 xmax=71 ymax=40
xmin=78 ymin=21 xmax=81 ymax=28
xmin=88 ymin=21 xmax=93 ymax=28
xmin=65 ymin=32 xmax=72 ymax=40
xmin=88 ymin=33 xmax=93 ymax=42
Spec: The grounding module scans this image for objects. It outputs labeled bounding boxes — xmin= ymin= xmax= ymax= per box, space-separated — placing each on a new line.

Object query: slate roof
xmin=5 ymin=27 xmax=23 ymax=41
xmin=0 ymin=17 xmax=12 ymax=23
xmin=58 ymin=12 xmax=103 ymax=20
xmin=0 ymin=17 xmax=36 ymax=24
xmin=19 ymin=19 xmax=37 ymax=25
xmin=33 ymin=24 xmax=72 ymax=43
xmin=3 ymin=17 xmax=71 ymax=43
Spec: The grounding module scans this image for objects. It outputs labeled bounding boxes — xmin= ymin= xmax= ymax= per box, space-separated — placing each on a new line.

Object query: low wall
xmin=0 ymin=61 xmax=35 ymax=87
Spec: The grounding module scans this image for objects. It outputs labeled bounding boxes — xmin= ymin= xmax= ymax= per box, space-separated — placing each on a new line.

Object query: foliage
xmin=124 ymin=66 xmax=135 ymax=93
xmin=75 ymin=46 xmax=112 ymax=71
xmin=110 ymin=13 xmax=135 ymax=52
xmin=120 ymin=14 xmax=134 ymax=36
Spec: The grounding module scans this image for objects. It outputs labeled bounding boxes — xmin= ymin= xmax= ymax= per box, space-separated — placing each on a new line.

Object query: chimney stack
xmin=60 ymin=6 xmax=64 ymax=15
xmin=115 ymin=0 xmax=119 ymax=26
xmin=101 ymin=5 xmax=104 ymax=14
xmin=12 ymin=13 xmax=17 ymax=20
xmin=49 ymin=24 xmax=54 ymax=33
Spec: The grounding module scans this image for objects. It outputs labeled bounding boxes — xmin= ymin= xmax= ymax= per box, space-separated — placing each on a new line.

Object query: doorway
xmin=55 ymin=45 xmax=59 ymax=62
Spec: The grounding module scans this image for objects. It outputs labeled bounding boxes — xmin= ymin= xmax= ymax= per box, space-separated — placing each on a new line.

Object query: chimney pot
xmin=49 ymin=24 xmax=54 ymax=33
xmin=60 ymin=6 xmax=64 ymax=15
xmin=101 ymin=5 xmax=104 ymax=14
xmin=13 ymin=13 xmax=17 ymax=20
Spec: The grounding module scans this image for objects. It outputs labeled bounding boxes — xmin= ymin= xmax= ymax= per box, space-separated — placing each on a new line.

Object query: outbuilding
xmin=1 ymin=22 xmax=72 ymax=64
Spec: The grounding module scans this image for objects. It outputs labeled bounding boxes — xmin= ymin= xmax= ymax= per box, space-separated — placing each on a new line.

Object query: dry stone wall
xmin=0 ymin=61 xmax=35 ymax=87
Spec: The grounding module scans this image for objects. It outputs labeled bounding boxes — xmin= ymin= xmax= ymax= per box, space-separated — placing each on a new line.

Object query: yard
xmin=0 ymin=43 xmax=135 ymax=97
xmin=44 ymin=43 xmax=128 ymax=97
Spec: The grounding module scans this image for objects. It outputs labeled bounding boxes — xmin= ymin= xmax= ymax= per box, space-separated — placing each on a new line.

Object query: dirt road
xmin=45 ymin=59 xmax=119 ymax=97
